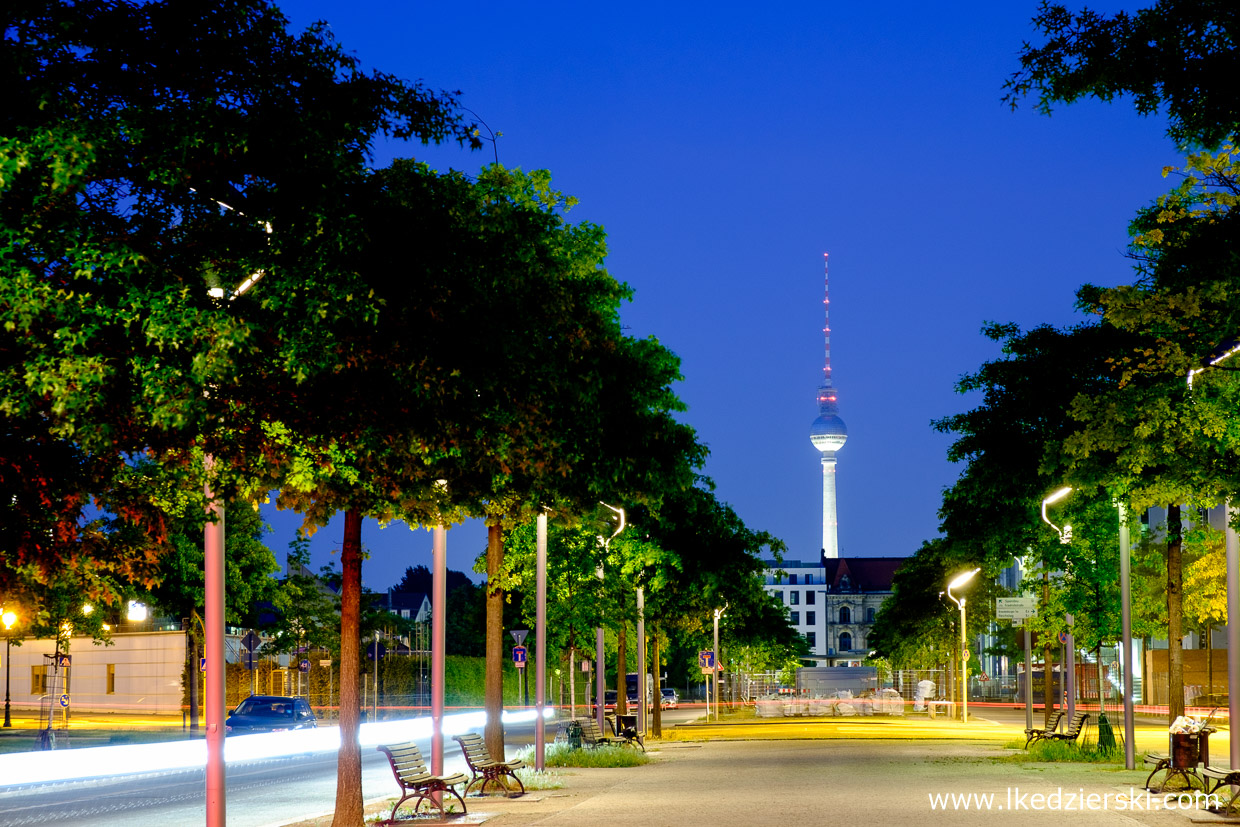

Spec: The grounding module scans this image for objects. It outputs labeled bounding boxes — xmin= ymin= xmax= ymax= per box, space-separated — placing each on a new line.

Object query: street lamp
xmin=3 ymin=609 xmax=16 ymax=728
xmin=945 ymin=568 xmax=980 ymax=723
xmin=712 ymin=604 xmax=728 ymax=722
xmin=1041 ymin=486 xmax=1073 ymax=543
xmin=1187 ymin=349 xmax=1240 ymax=774
xmin=597 ymin=504 xmax=625 ymax=733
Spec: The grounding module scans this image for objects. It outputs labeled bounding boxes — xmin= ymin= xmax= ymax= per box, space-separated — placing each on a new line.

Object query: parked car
xmin=591 ymin=690 xmax=618 ymax=716
xmin=661 ymin=688 xmax=679 ymax=709
xmin=225 ymin=695 xmax=317 ymax=734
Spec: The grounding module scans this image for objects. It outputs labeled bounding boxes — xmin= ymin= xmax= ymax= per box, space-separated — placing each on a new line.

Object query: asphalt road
xmin=0 ymin=721 xmax=532 ymax=827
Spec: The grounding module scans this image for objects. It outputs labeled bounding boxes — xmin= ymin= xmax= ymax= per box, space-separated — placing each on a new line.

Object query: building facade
xmin=763 ymin=556 xmax=901 ymax=666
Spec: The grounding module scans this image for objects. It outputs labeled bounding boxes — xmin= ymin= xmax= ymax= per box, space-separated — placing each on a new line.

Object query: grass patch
xmin=517 ymin=742 xmax=649 ymax=768
xmin=999 ymin=738 xmax=1125 ymax=765
xmin=513 ymin=766 xmax=565 ymax=790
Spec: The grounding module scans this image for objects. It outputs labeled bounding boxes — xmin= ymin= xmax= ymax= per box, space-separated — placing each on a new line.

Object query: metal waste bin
xmin=1170 ymin=731 xmax=1210 ymax=769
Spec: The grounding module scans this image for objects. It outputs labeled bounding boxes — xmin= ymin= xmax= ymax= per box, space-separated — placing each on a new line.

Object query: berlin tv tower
xmin=809 ymin=253 xmax=847 ymax=560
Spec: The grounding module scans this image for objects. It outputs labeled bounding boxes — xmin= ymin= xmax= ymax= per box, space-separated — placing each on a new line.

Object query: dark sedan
xmin=225 ymin=695 xmax=318 ymax=734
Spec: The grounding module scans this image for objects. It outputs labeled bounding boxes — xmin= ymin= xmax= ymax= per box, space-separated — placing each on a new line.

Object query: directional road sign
xmin=996 ymin=597 xmax=1037 ymax=622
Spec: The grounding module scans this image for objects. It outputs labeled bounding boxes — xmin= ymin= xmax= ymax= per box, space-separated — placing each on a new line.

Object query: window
xmin=790 ymin=611 xmax=800 ymax=625
xmin=866 ymin=607 xmax=876 ymax=623
xmin=789 ymin=591 xmax=799 ymax=606
xmin=106 ymin=664 xmax=116 ymax=695
xmin=806 ymin=611 xmax=816 ymax=626
xmin=789 ymin=574 xmax=798 ymax=585
xmin=839 ymin=632 xmax=853 ymax=651
xmin=806 ymin=632 xmax=816 ymax=648
xmin=806 ymin=591 xmax=815 ymax=605
xmin=31 ymin=665 xmax=47 ymax=695
xmin=774 ymin=590 xmax=783 ymax=603
xmin=839 ymin=606 xmax=850 ymax=624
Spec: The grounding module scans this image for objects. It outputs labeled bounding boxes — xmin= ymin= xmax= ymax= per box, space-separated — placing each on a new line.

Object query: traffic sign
xmin=241 ymin=631 xmax=262 ymax=652
xmin=979 ymin=672 xmax=991 ymax=682
xmin=242 ymin=650 xmax=258 ymax=670
xmin=57 ymin=655 xmax=71 ymax=668
xmin=1057 ymin=631 xmax=1069 ymax=644
xmin=367 ymin=641 xmax=386 ymax=661
xmin=319 ymin=659 xmax=332 ymax=667
xmin=962 ymin=649 xmax=970 ymax=662
xmin=59 ymin=694 xmax=69 ymax=708
xmin=200 ymin=656 xmax=207 ymax=672
xmin=512 ymin=645 xmax=527 ymax=668
xmin=698 ymin=650 xmax=715 ymax=674
xmin=510 ymin=629 xmax=528 ymax=646
xmin=299 ymin=659 xmax=311 ymax=673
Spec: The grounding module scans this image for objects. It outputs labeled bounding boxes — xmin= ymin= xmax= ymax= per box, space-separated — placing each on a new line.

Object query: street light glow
xmin=1043 ymin=486 xmax=1072 ymax=505
xmin=946 ymin=567 xmax=981 ymax=592
xmin=1 ymin=611 xmax=14 ymax=630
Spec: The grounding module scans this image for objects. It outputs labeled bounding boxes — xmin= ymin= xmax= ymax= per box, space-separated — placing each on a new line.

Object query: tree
xmin=1005 ymin=0 xmax=1240 ymax=149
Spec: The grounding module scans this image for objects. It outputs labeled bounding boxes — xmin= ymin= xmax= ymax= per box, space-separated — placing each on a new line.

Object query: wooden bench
xmin=376 ymin=741 xmax=468 ymax=821
xmin=576 ymin=716 xmax=623 ymax=748
xmin=1046 ymin=711 xmax=1089 ymax=745
xmin=1202 ymin=765 xmax=1240 ymax=811
xmin=452 ymin=732 xmax=526 ymax=797
xmin=1023 ymin=710 xmax=1065 ymax=749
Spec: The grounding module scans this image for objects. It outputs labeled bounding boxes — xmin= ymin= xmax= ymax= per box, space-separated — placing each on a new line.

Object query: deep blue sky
xmin=260 ymin=1 xmax=1181 ymax=589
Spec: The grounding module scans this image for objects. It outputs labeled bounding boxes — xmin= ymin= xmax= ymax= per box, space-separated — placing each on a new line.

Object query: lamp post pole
xmin=945 ymin=569 xmax=979 ymax=723
xmin=712 ymin=605 xmax=727 ymax=722
xmin=3 ymin=610 xmax=16 ymax=728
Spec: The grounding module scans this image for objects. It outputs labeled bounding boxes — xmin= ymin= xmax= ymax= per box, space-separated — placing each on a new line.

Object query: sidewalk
xmin=288 ymin=715 xmax=1223 ymax=827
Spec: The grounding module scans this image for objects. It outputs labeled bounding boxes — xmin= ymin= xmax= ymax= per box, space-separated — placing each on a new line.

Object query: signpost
xmin=997 ymin=597 xmax=1039 ymax=733
xmin=699 ymin=651 xmax=715 ymax=720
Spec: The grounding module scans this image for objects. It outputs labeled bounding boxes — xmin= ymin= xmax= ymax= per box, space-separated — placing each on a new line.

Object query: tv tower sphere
xmin=810 ymin=407 xmax=848 ymax=454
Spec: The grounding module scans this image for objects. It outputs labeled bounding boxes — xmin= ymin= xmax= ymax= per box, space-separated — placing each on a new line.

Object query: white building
xmin=763 ymin=557 xmax=901 ymax=666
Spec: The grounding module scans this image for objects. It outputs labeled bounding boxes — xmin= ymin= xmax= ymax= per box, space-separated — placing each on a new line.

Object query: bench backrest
xmin=377 ymin=742 xmax=435 ymax=785
xmin=454 ymin=732 xmax=495 ymax=767
xmin=1064 ymin=711 xmax=1088 ymax=736
xmin=576 ymin=717 xmax=607 ymax=744
xmin=1043 ymin=710 xmax=1064 ymax=731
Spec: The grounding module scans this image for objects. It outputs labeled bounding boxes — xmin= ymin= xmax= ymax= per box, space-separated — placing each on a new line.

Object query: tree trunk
xmin=188 ymin=622 xmax=199 ymax=731
xmin=1168 ymin=504 xmax=1185 ymax=722
xmin=484 ymin=522 xmax=506 ymax=760
xmin=616 ymin=623 xmax=627 ymax=717
xmin=651 ymin=630 xmax=662 ymax=738
xmin=1207 ymin=624 xmax=1214 ymax=697
xmin=332 ymin=509 xmax=363 ymax=827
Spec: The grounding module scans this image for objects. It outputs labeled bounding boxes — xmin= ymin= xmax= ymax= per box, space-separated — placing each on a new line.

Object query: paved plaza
xmin=282 ymin=711 xmax=1236 ymax=827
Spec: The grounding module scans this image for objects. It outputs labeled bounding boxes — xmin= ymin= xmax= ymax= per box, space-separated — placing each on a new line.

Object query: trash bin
xmin=566 ymin=719 xmax=582 ymax=750
xmin=1170 ymin=731 xmax=1209 ymax=768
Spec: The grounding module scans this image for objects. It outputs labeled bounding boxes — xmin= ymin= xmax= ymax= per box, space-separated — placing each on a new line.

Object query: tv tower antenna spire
xmin=809 ymin=253 xmax=848 ymax=559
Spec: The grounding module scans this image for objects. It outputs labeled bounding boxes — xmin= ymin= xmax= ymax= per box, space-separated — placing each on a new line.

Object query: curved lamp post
xmin=945 ymin=568 xmax=980 ymax=723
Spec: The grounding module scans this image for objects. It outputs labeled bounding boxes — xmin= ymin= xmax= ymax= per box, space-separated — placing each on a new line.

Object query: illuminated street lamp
xmin=712 ymin=604 xmax=728 ymax=722
xmin=3 ymin=609 xmax=16 ymax=728
xmin=1041 ymin=486 xmax=1073 ymax=543
xmin=945 ymin=568 xmax=980 ymax=723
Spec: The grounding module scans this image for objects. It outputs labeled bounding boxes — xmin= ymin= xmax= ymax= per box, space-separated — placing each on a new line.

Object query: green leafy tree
xmin=1005 ymin=0 xmax=1240 ymax=149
